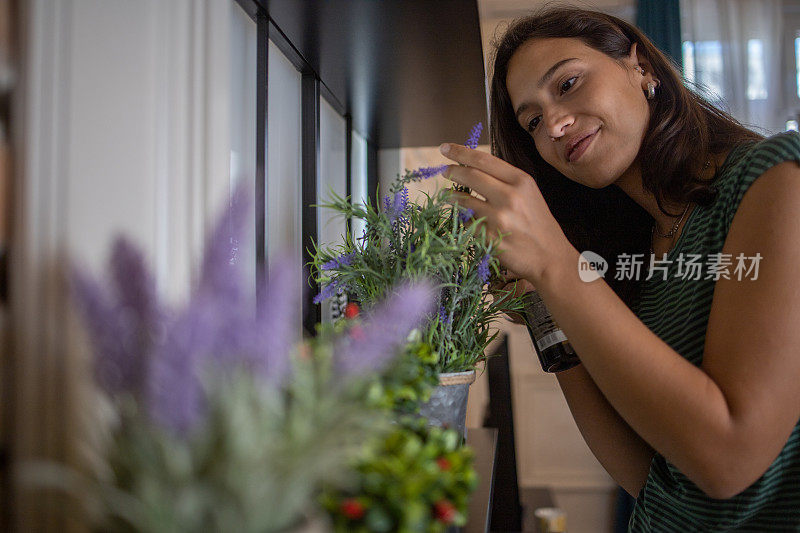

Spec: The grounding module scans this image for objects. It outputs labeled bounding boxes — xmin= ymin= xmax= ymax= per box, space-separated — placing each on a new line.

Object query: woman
xmin=440 ymin=6 xmax=800 ymax=532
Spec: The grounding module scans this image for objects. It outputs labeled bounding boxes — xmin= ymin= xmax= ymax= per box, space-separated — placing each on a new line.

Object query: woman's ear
xmin=627 ymin=42 xmax=640 ymax=66
xmin=628 ymin=42 xmax=660 ymax=88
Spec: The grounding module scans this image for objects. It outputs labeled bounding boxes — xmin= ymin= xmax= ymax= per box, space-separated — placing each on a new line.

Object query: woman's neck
xmin=613 ymin=152 xmax=727 ymax=231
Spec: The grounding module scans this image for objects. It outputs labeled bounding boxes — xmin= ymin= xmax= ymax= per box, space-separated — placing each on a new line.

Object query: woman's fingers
xmin=443 ymin=165 xmax=506 ymax=205
xmin=445 ymin=191 xmax=492 ymax=234
xmin=439 ymin=143 xmax=527 ymax=185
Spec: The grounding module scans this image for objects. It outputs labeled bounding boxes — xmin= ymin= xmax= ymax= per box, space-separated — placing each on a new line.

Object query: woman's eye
xmin=559 ymin=76 xmax=577 ymax=95
xmin=526 ymin=116 xmax=541 ymax=133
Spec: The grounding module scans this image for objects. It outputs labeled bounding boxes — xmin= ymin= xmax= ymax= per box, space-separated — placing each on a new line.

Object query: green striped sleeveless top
xmin=628 ymin=131 xmax=800 ymax=532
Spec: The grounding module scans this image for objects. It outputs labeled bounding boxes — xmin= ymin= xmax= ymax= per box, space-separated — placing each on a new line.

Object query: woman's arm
xmin=556 ymin=364 xmax=654 ymax=497
xmin=535 ymin=161 xmax=800 ymax=499
xmin=491 ymin=277 xmax=653 ymax=496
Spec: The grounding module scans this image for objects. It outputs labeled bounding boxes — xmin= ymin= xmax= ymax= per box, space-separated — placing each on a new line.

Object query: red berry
xmin=344 ymin=302 xmax=360 ymax=319
xmin=434 ymin=500 xmax=457 ymax=524
xmin=340 ymin=498 xmax=365 ymax=520
xmin=436 ymin=457 xmax=452 ymax=471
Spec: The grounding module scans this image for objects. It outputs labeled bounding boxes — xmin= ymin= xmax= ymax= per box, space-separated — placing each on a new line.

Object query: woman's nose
xmin=544 ymin=108 xmax=575 ymax=140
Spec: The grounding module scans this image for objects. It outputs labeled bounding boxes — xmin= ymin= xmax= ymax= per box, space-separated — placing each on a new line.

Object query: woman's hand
xmin=439 ymin=142 xmax=574 ymax=287
xmin=488 ymin=269 xmax=534 ymax=325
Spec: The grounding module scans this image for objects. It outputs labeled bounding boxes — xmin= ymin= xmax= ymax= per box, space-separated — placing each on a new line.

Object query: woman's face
xmin=505 ymin=37 xmax=651 ymax=189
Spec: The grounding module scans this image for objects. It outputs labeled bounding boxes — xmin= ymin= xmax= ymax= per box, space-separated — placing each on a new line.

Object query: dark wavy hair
xmin=488 ymin=6 xmax=762 ymax=308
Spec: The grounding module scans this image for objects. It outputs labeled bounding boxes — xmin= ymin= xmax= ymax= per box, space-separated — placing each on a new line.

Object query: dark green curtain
xmin=636 ymin=0 xmax=683 ymax=69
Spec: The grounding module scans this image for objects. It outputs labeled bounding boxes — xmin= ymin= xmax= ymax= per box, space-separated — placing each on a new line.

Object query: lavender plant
xmin=63 ymin=184 xmax=437 ymax=532
xmin=311 ymin=122 xmax=528 ymax=373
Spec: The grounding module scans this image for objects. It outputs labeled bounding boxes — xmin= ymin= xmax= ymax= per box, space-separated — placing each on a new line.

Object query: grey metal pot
xmin=418 ymin=370 xmax=476 ymax=437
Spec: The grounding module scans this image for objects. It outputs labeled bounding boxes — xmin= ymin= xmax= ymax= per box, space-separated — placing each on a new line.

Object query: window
xmin=746 ymin=39 xmax=767 ymax=101
xmin=682 ymin=40 xmax=724 ymax=104
xmin=266 ymin=39 xmax=303 ymax=264
xmin=229 ymin=1 xmax=257 ymax=291
xmin=785 ymin=10 xmax=800 ymax=130
xmin=681 ymin=0 xmax=793 ymax=133
xmin=795 ymin=36 xmax=800 ymax=99
xmin=230 ymin=0 xmax=377 ymax=327
xmin=318 ymin=96 xmax=347 ymax=322
xmin=350 ymin=130 xmax=368 ymax=243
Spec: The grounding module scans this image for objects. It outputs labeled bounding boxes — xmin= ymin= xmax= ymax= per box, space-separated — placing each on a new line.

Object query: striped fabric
xmin=628 ymin=131 xmax=800 ymax=532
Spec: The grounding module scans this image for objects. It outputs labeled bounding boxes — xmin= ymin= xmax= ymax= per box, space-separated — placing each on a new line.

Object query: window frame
xmin=232 ymin=0 xmax=374 ymax=332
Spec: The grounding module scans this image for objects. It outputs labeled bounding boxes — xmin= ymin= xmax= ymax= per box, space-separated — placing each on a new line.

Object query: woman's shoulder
xmin=724 ymin=131 xmax=800 ymax=178
xmin=707 ymin=131 xmax=800 ymax=230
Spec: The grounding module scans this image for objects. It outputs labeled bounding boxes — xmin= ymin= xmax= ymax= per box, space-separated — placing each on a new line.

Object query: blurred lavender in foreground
xmin=71 ymin=237 xmax=164 ymax=395
xmin=334 ymin=281 xmax=435 ymax=376
xmin=71 ymin=182 xmax=301 ymax=433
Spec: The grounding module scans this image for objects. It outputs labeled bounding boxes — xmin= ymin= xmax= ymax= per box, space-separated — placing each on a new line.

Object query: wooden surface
xmin=463 ymin=427 xmax=499 ymax=533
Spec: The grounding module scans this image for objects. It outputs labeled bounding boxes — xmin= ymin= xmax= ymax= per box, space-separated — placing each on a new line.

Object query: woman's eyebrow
xmin=537 ymin=57 xmax=579 ymax=88
xmin=514 ymin=57 xmax=580 ymax=121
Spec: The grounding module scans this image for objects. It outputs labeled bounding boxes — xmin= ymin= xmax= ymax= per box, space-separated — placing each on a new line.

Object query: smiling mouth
xmin=566 ymin=128 xmax=600 ymax=163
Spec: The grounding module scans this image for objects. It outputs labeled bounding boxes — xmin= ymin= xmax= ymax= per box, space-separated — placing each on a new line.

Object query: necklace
xmin=649 ymin=203 xmax=689 ymax=256
xmin=648 ymin=159 xmax=711 ymax=255
xmin=653 ymin=202 xmax=690 ymax=238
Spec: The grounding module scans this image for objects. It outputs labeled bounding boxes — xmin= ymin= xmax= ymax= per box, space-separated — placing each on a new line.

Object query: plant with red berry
xmin=322 ymin=415 xmax=477 ymax=532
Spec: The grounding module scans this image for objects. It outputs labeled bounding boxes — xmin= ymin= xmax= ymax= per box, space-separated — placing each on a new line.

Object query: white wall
xmin=12 ymin=0 xmax=232 ymax=528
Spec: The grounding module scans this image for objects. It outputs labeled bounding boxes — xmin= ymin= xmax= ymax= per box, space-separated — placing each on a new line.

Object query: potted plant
xmin=310 ymin=123 xmax=528 ymax=435
xmin=28 ymin=185 xmax=441 ymax=533
xmin=321 ymin=415 xmax=477 ymax=532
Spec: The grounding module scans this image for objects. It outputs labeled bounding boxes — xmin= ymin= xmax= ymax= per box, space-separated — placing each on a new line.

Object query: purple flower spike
xmin=147 ymin=302 xmax=215 ymax=433
xmin=438 ymin=305 xmax=451 ymax=325
xmin=72 ymin=267 xmax=142 ymax=394
xmin=320 ymin=258 xmax=339 ymax=270
xmin=477 ymin=254 xmax=491 ymax=285
xmin=314 ymin=277 xmax=344 ymax=304
xmin=334 ymin=281 xmax=435 ymax=376
xmin=395 ymin=188 xmax=409 ymax=216
xmin=384 ymin=187 xmax=409 ymax=224
xmin=251 ymin=254 xmax=302 ymax=382
xmin=465 ymin=122 xmax=483 ymax=150
xmin=321 ymin=252 xmax=357 ymax=271
xmin=459 ymin=208 xmax=474 ymax=224
xmin=411 ymin=164 xmax=448 ymax=180
xmin=71 ymin=235 xmax=164 ymax=395
xmin=197 ymin=180 xmax=253 ymax=305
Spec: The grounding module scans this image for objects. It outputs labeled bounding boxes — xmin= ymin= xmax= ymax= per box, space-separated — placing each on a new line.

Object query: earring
xmin=634 ymin=65 xmax=644 ymax=75
xmin=646 ymin=82 xmax=656 ymax=99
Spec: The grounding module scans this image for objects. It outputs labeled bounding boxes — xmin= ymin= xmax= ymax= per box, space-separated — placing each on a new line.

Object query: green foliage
xmin=365 ymin=329 xmax=440 ymax=414
xmin=310 ymin=172 xmax=528 ymax=373
xmin=67 ymin=333 xmax=393 ymax=533
xmin=322 ymin=415 xmax=478 ymax=532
